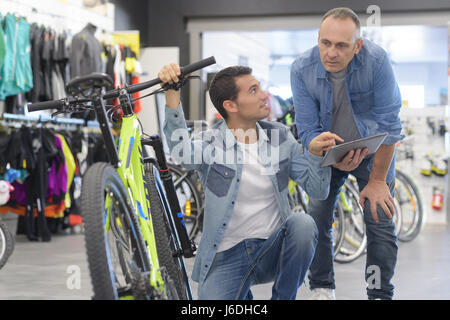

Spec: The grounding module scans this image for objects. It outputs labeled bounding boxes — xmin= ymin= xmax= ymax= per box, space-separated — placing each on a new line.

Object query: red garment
xmin=131 ymin=76 xmax=142 ymax=114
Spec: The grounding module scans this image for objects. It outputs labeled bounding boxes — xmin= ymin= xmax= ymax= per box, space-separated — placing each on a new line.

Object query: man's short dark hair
xmin=322 ymin=7 xmax=361 ymax=40
xmin=208 ymin=66 xmax=252 ymax=120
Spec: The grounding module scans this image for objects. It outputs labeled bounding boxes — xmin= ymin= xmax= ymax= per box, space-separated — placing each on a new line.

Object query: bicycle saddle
xmin=66 ymin=73 xmax=114 ymax=97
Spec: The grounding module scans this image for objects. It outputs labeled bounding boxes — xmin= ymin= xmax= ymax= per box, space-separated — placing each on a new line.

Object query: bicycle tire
xmin=0 ymin=221 xmax=14 ymax=270
xmin=395 ymin=169 xmax=424 ymax=242
xmin=144 ymin=163 xmax=189 ymax=300
xmin=82 ymin=162 xmax=152 ymax=300
xmin=335 ymin=181 xmax=367 ymax=264
xmin=169 ymin=164 xmax=204 ymax=241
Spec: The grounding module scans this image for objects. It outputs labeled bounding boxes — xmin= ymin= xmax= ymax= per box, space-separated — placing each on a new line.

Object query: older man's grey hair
xmin=321 ymin=7 xmax=361 ymax=40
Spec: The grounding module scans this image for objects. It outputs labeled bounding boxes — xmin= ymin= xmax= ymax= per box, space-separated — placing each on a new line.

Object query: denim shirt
xmin=163 ymin=105 xmax=331 ymax=284
xmin=290 ymin=39 xmax=404 ymax=182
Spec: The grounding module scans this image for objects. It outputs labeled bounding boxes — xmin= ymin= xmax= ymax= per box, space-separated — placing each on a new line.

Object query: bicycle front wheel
xmin=82 ymin=162 xmax=151 ymax=300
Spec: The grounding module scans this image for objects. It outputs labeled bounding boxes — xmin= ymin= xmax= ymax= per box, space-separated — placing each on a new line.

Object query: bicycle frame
xmin=91 ymin=89 xmax=164 ymax=292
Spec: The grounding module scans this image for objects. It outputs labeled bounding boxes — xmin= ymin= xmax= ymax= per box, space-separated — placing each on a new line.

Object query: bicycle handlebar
xmin=27 ymin=56 xmax=216 ymax=112
xmin=27 ymin=99 xmax=66 ymax=112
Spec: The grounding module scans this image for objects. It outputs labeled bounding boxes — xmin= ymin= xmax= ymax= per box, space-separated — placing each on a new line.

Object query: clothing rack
xmin=0 ymin=111 xmax=101 ymax=242
xmin=1 ymin=113 xmax=100 ymax=129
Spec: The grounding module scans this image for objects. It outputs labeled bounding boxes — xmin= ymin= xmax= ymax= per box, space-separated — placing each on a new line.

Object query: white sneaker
xmin=308 ymin=288 xmax=336 ymax=300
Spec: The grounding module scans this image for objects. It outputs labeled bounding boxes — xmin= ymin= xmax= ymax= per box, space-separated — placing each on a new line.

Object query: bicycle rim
xmin=335 ymin=182 xmax=367 ymax=264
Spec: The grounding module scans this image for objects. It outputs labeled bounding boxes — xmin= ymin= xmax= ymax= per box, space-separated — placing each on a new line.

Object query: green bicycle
xmin=27 ymin=57 xmax=216 ymax=300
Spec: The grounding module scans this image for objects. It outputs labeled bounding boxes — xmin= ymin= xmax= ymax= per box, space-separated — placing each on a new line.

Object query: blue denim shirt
xmin=163 ymin=105 xmax=331 ymax=284
xmin=290 ymin=39 xmax=404 ymax=182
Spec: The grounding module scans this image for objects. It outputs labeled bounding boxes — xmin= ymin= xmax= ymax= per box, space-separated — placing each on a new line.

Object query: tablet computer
xmin=320 ymin=132 xmax=388 ymax=167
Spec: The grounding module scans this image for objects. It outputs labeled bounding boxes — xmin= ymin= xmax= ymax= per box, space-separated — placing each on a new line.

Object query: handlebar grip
xmin=180 ymin=56 xmax=216 ymax=76
xmin=27 ymin=99 xmax=64 ymax=112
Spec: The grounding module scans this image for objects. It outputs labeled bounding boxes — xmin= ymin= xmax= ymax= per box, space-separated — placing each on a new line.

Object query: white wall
xmin=393 ymin=62 xmax=448 ymax=107
xmin=202 ymin=31 xmax=271 ymax=86
xmin=137 ymin=47 xmax=179 ymax=155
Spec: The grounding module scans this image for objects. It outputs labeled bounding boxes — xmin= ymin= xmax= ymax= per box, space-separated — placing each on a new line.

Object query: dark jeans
xmin=307 ymin=160 xmax=398 ymax=299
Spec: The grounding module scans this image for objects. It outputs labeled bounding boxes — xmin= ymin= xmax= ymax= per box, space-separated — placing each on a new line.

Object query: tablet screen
xmin=320 ymin=132 xmax=388 ymax=167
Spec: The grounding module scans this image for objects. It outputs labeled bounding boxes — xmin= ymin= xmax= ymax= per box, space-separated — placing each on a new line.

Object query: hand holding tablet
xmin=320 ymin=133 xmax=388 ymax=168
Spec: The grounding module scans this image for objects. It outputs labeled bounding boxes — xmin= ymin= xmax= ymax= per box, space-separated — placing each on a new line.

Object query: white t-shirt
xmin=217 ymin=141 xmax=282 ymax=252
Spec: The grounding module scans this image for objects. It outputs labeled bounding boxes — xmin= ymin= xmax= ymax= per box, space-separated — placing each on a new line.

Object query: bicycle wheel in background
xmin=288 ymin=181 xmax=344 ymax=257
xmin=169 ymin=164 xmax=204 ymax=241
xmin=288 ymin=180 xmax=308 ymax=214
xmin=335 ymin=181 xmax=367 ymax=264
xmin=0 ymin=221 xmax=15 ymax=270
xmin=395 ymin=169 xmax=424 ymax=242
xmin=144 ymin=163 xmax=190 ymax=300
xmin=82 ymin=162 xmax=152 ymax=300
xmin=332 ymin=201 xmax=345 ymax=258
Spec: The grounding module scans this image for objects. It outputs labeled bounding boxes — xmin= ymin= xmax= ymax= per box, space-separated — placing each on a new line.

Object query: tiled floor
xmin=0 ymin=222 xmax=449 ymax=300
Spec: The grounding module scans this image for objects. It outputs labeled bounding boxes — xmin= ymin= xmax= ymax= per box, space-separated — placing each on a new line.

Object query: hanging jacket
xmin=0 ymin=14 xmax=6 ymax=70
xmin=28 ymin=24 xmax=46 ymax=103
xmin=70 ymin=23 xmax=103 ymax=78
xmin=41 ymin=29 xmax=53 ymax=100
xmin=0 ymin=14 xmax=33 ymax=100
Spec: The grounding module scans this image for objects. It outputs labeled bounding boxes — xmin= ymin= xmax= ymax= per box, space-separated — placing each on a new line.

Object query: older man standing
xmin=291 ymin=7 xmax=403 ymax=300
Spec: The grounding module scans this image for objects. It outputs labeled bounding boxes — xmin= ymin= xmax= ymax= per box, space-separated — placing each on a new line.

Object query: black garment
xmin=57 ymin=31 xmax=71 ymax=85
xmin=104 ymin=44 xmax=115 ymax=81
xmin=4 ymin=94 xmax=25 ymax=114
xmin=86 ymin=133 xmax=109 ymax=166
xmin=0 ymin=134 xmax=11 ymax=175
xmin=18 ymin=126 xmax=36 ymax=171
xmin=41 ymin=29 xmax=53 ymax=100
xmin=6 ymin=128 xmax=22 ymax=169
xmin=28 ymin=24 xmax=46 ymax=103
xmin=19 ymin=128 xmax=52 ymax=241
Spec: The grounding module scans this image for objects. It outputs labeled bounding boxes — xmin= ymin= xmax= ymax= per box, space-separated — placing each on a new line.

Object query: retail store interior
xmin=0 ymin=0 xmax=449 ymax=300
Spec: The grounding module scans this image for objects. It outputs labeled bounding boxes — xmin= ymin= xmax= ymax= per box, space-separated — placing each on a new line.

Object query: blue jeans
xmin=307 ymin=159 xmax=398 ymax=299
xmin=198 ymin=212 xmax=318 ymax=300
